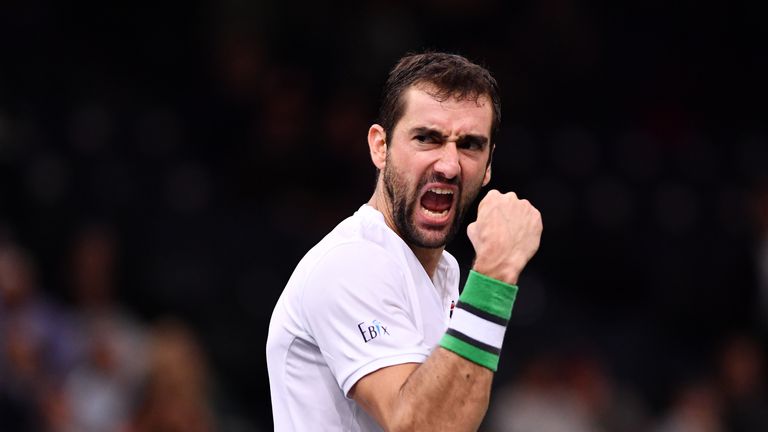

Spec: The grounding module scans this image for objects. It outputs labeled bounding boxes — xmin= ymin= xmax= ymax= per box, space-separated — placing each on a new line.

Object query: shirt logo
xmin=357 ymin=319 xmax=390 ymax=343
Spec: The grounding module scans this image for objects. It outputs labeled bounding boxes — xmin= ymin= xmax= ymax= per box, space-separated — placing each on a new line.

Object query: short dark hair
xmin=378 ymin=51 xmax=501 ymax=145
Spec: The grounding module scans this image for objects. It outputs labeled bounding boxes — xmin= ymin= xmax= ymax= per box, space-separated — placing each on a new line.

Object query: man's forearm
xmin=391 ymin=347 xmax=493 ymax=431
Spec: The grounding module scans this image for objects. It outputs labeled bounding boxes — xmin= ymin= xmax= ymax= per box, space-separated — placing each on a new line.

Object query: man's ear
xmin=368 ymin=124 xmax=387 ymax=170
xmin=482 ymin=144 xmax=494 ymax=186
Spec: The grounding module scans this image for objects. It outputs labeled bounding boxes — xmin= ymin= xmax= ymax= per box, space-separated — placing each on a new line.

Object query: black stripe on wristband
xmin=445 ymin=328 xmax=502 ymax=355
xmin=456 ymin=301 xmax=509 ymax=326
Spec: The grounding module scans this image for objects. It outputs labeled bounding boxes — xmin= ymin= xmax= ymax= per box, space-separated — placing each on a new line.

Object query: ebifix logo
xmin=357 ymin=319 xmax=390 ymax=343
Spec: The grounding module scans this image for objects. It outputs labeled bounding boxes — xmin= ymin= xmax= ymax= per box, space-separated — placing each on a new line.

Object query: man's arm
xmin=351 ymin=348 xmax=492 ymax=431
xmin=351 ymin=190 xmax=542 ymax=432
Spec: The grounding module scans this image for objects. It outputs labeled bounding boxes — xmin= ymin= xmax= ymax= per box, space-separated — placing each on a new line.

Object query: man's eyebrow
xmin=409 ymin=126 xmax=447 ymax=139
xmin=456 ymin=134 xmax=489 ymax=147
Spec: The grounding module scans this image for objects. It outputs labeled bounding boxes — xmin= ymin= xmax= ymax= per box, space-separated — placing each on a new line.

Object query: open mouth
xmin=419 ymin=187 xmax=454 ymax=219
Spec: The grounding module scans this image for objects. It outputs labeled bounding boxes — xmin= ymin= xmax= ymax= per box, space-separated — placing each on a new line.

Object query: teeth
xmin=421 ymin=207 xmax=449 ymax=217
xmin=429 ymin=188 xmax=453 ymax=195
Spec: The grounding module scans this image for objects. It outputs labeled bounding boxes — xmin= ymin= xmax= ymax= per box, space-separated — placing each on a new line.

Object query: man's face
xmin=382 ymin=86 xmax=493 ymax=249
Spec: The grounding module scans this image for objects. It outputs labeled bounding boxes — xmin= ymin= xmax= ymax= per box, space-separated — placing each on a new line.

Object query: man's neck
xmin=410 ymin=245 xmax=443 ymax=281
xmin=368 ymin=188 xmax=444 ymax=279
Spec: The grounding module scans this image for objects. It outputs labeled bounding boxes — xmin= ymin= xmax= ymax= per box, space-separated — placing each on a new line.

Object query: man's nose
xmin=434 ymin=142 xmax=460 ymax=179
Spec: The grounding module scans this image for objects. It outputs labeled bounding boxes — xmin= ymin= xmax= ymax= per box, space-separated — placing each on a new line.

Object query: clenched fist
xmin=467 ymin=190 xmax=543 ymax=285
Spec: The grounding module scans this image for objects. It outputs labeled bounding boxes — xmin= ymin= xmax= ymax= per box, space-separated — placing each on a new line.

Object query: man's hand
xmin=467 ymin=189 xmax=543 ymax=285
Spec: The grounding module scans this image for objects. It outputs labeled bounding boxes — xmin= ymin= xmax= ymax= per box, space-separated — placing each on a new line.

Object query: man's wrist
xmin=439 ymin=271 xmax=518 ymax=371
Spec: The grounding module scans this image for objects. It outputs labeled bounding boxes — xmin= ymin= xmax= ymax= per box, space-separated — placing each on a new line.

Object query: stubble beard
xmin=383 ymin=157 xmax=479 ymax=249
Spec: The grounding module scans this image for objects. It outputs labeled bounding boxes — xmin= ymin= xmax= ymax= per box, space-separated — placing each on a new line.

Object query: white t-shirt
xmin=266 ymin=204 xmax=460 ymax=431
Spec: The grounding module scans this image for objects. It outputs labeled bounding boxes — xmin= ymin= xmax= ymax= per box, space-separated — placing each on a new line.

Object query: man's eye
xmin=459 ymin=140 xmax=482 ymax=150
xmin=415 ymin=135 xmax=437 ymax=143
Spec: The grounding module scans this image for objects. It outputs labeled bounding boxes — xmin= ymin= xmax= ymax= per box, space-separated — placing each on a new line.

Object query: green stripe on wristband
xmin=439 ymin=332 xmax=500 ymax=372
xmin=460 ymin=270 xmax=518 ymax=321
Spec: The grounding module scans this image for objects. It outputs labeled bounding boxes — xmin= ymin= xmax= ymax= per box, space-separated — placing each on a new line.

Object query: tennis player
xmin=266 ymin=51 xmax=542 ymax=431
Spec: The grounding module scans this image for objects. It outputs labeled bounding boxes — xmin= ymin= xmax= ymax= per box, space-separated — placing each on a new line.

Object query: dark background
xmin=1 ymin=0 xmax=767 ymax=430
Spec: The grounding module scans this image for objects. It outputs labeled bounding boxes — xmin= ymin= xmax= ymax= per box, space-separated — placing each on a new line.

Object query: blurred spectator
xmin=0 ymin=243 xmax=79 ymax=431
xmin=654 ymin=380 xmax=724 ymax=432
xmin=487 ymin=354 xmax=599 ymax=432
xmin=59 ymin=224 xmax=148 ymax=432
xmin=61 ymin=324 xmax=144 ymax=432
xmin=487 ymin=355 xmax=585 ymax=432
xmin=717 ymin=334 xmax=768 ymax=432
xmin=487 ymin=352 xmax=648 ymax=432
xmin=127 ymin=319 xmax=217 ymax=432
xmin=566 ymin=354 xmax=649 ymax=432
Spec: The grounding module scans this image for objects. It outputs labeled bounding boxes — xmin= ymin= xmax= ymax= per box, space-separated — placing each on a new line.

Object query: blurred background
xmin=1 ymin=0 xmax=767 ymax=431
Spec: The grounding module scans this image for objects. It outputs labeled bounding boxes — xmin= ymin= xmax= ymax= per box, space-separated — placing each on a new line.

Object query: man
xmin=266 ymin=52 xmax=542 ymax=431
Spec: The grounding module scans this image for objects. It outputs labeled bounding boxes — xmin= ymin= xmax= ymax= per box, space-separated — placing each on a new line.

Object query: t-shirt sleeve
xmin=300 ymin=241 xmax=430 ymax=397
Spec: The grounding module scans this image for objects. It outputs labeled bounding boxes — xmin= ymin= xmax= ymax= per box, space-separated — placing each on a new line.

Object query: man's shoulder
xmin=310 ymin=205 xmax=404 ymax=261
xmin=293 ymin=220 xmax=409 ymax=311
xmin=303 ymin=232 xmax=402 ymax=280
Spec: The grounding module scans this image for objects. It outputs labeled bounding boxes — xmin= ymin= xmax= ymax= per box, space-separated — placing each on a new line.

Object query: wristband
xmin=439 ymin=270 xmax=518 ymax=371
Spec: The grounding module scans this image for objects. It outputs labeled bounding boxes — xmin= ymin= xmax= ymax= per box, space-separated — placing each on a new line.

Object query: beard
xmin=383 ymin=155 xmax=481 ymax=249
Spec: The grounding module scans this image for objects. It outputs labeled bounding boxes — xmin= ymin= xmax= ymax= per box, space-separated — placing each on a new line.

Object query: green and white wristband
xmin=439 ymin=270 xmax=518 ymax=372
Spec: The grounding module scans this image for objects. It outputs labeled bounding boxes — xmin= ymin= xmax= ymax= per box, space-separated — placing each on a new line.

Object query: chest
xmin=404 ymin=262 xmax=458 ymax=347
